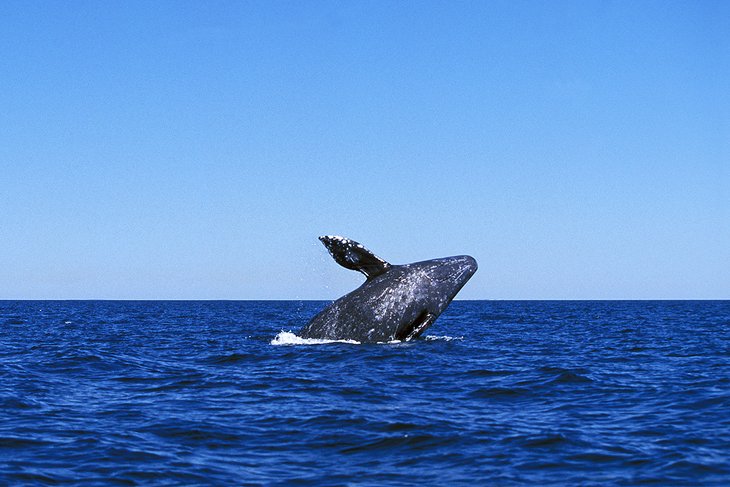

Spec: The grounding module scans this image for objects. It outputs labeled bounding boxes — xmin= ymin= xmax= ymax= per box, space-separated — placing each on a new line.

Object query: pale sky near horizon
xmin=1 ymin=1 xmax=728 ymax=300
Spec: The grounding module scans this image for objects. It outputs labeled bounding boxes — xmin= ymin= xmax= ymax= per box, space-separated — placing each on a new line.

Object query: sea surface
xmin=1 ymin=300 xmax=728 ymax=486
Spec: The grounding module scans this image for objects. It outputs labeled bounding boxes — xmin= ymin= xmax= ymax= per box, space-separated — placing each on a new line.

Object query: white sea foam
xmin=270 ymin=331 xmax=361 ymax=346
xmin=271 ymin=331 xmax=462 ymax=346
xmin=424 ymin=335 xmax=464 ymax=341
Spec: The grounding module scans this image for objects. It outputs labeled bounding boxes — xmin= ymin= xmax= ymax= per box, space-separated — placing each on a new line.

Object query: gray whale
xmin=299 ymin=236 xmax=477 ymax=342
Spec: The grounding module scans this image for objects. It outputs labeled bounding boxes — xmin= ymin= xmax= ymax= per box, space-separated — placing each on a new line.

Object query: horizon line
xmin=1 ymin=298 xmax=727 ymax=302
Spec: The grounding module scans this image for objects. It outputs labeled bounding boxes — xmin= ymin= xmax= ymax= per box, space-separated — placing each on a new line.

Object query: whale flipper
xmin=319 ymin=235 xmax=391 ymax=280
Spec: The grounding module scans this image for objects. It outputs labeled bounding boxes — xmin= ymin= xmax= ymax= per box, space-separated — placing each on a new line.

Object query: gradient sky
xmin=1 ymin=1 xmax=728 ymax=300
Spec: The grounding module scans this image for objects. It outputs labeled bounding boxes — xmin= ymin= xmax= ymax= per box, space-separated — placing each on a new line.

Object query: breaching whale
xmin=299 ymin=236 xmax=477 ymax=342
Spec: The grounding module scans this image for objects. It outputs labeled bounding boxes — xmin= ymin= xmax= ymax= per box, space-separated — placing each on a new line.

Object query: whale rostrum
xmin=300 ymin=236 xmax=477 ymax=342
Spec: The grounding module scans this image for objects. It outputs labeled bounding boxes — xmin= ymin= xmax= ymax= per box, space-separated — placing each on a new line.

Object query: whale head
xmin=367 ymin=254 xmax=477 ymax=341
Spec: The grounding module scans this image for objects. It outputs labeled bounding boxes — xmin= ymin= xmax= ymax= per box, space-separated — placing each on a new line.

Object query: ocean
xmin=1 ymin=300 xmax=728 ymax=485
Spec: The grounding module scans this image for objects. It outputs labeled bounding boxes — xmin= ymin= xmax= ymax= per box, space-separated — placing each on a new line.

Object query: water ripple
xmin=0 ymin=300 xmax=728 ymax=485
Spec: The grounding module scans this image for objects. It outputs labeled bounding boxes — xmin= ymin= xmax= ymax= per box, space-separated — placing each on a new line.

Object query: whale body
xmin=299 ymin=236 xmax=477 ymax=342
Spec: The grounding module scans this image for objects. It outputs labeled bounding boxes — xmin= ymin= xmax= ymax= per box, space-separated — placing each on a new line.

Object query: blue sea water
xmin=1 ymin=300 xmax=729 ymax=486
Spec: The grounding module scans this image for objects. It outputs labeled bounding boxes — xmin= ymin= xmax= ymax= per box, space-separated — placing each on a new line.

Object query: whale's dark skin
xmin=299 ymin=236 xmax=478 ymax=342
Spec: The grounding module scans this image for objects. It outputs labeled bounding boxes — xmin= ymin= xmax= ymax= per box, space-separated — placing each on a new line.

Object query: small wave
xmin=470 ymin=387 xmax=530 ymax=398
xmin=270 ymin=331 xmax=361 ymax=346
xmin=339 ymin=433 xmax=455 ymax=454
xmin=466 ymin=368 xmax=517 ymax=377
xmin=520 ymin=432 xmax=571 ymax=448
xmin=0 ymin=436 xmax=54 ymax=448
xmin=424 ymin=335 xmax=464 ymax=341
xmin=206 ymin=353 xmax=256 ymax=364
xmin=548 ymin=371 xmax=593 ymax=385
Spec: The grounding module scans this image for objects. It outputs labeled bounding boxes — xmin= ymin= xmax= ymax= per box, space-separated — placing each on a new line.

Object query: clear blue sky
xmin=1 ymin=1 xmax=728 ymax=299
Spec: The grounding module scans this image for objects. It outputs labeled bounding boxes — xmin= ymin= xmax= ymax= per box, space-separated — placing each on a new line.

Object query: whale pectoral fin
xmin=319 ymin=235 xmax=392 ymax=280
xmin=401 ymin=311 xmax=437 ymax=341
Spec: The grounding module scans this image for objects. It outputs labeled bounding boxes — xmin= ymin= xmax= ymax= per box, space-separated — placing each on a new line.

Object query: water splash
xmin=424 ymin=335 xmax=464 ymax=341
xmin=270 ymin=331 xmax=361 ymax=346
xmin=271 ymin=331 xmax=464 ymax=345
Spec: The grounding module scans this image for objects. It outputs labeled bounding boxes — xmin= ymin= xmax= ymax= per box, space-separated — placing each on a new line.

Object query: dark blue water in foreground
xmin=1 ymin=301 xmax=729 ymax=485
